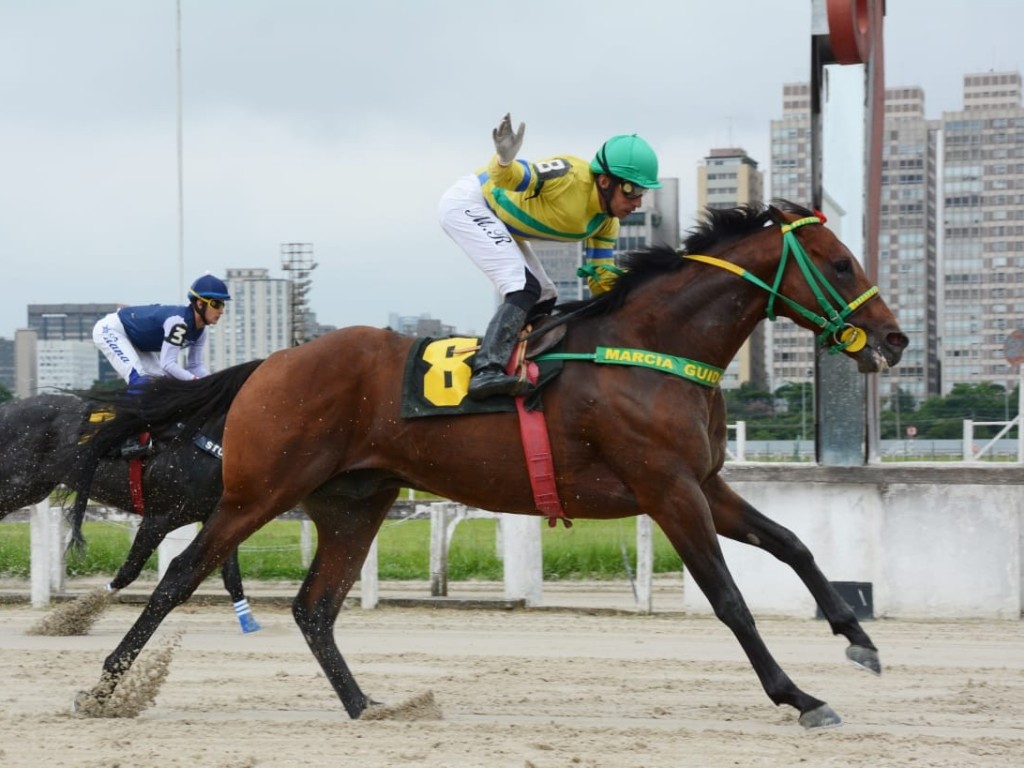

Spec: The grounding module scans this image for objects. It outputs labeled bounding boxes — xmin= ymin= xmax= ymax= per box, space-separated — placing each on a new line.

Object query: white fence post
xmin=299 ymin=516 xmax=313 ymax=568
xmin=429 ymin=502 xmax=453 ymax=596
xmin=963 ymin=420 xmax=974 ymax=461
xmin=501 ymin=513 xmax=542 ymax=606
xmin=1019 ymin=372 xmax=1024 ymax=463
xmin=360 ymin=536 xmax=379 ymax=609
xmin=30 ymin=498 xmax=64 ymax=608
xmin=635 ymin=515 xmax=653 ymax=614
xmin=157 ymin=522 xmax=198 ymax=579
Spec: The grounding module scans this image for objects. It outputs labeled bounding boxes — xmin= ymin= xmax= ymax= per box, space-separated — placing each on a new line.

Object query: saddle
xmin=399 ymin=316 xmax=571 ymax=527
xmin=506 ymin=315 xmax=567 ymax=392
xmin=521 ymin=314 xmax=568 ymax=358
xmin=79 ymin=405 xmax=224 ymax=466
xmin=400 ymin=316 xmax=567 ymax=420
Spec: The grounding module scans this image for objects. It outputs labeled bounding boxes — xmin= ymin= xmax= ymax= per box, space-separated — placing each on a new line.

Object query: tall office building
xmin=877 ymin=86 xmax=940 ymax=404
xmin=25 ymin=303 xmax=121 ymax=386
xmin=767 ymin=83 xmax=815 ymax=394
xmin=696 ymin=150 xmax=767 ymax=390
xmin=27 ymin=303 xmax=118 ymax=342
xmin=697 ymin=148 xmax=764 ymax=211
xmin=940 ymin=71 xmax=1024 ymax=393
xmin=205 ymin=268 xmax=292 ymax=371
xmin=35 ymin=339 xmax=99 ymax=392
xmin=531 ymin=242 xmax=584 ymax=303
xmin=0 ymin=337 xmax=14 ymax=392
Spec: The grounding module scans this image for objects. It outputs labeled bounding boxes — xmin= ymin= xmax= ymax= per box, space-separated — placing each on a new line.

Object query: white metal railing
xmin=726 ymin=421 xmax=746 ymax=461
xmin=962 ymin=416 xmax=1023 ymax=462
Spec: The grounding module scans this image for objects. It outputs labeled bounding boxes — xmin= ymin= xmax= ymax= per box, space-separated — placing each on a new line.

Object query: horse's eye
xmin=835 ymin=259 xmax=853 ymax=275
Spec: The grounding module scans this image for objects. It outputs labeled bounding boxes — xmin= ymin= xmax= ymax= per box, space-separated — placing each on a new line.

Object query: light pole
xmin=799 ymin=368 xmax=813 ymax=453
xmin=893 ymin=382 xmax=901 ymax=442
xmin=800 ymin=379 xmax=807 ymax=446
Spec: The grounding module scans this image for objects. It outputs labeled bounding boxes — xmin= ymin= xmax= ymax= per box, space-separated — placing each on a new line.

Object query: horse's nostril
xmin=887 ymin=332 xmax=909 ymax=350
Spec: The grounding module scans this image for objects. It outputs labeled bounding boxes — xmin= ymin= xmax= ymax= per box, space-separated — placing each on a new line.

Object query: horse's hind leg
xmin=703 ymin=475 xmax=879 ymax=674
xmin=105 ymin=514 xmax=171 ymax=590
xmin=294 ymin=488 xmax=397 ymax=719
xmin=220 ymin=548 xmax=261 ymax=633
xmin=648 ymin=485 xmax=840 ymax=729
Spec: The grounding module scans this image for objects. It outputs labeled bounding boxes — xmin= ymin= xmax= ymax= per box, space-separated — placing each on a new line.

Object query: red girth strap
xmin=507 ymin=347 xmax=571 ymax=528
xmin=128 ymin=431 xmax=150 ymax=515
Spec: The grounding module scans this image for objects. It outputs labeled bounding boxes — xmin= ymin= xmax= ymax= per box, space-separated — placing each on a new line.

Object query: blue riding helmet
xmin=189 ymin=274 xmax=231 ymax=301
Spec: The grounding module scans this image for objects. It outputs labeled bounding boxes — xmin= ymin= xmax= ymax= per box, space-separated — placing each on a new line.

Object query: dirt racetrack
xmin=0 ymin=584 xmax=1022 ymax=768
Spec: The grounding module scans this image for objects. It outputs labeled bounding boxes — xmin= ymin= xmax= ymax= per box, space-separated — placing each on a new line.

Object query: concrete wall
xmin=681 ymin=464 xmax=1024 ymax=620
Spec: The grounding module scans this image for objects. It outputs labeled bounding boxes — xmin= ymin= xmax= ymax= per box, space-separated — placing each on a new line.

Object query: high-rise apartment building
xmin=770 ymin=73 xmax=1024 ymax=403
xmin=696 ymin=150 xmax=767 ymax=390
xmin=205 ymin=268 xmax=292 ymax=371
xmin=768 ymin=83 xmax=815 ymax=393
xmin=0 ymin=338 xmax=14 ymax=392
xmin=35 ymin=339 xmax=99 ymax=392
xmin=940 ymin=71 xmax=1024 ymax=393
xmin=531 ymin=242 xmax=585 ymax=303
xmin=697 ymin=148 xmax=764 ymax=211
xmin=26 ymin=303 xmax=121 ymax=385
xmin=877 ymin=86 xmax=940 ymax=403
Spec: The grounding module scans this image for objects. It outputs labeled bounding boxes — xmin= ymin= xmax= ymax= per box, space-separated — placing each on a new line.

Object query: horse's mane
xmin=553 ymin=199 xmax=814 ymax=321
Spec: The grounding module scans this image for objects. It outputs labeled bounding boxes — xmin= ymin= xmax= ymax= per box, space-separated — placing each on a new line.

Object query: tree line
xmin=724 ymin=381 xmax=1020 ymax=440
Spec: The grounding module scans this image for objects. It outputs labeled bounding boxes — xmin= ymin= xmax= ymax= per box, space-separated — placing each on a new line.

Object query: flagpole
xmin=175 ymin=0 xmax=185 ymax=297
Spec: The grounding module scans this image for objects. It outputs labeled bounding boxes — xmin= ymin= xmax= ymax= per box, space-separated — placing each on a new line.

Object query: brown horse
xmin=72 ymin=202 xmax=907 ymax=729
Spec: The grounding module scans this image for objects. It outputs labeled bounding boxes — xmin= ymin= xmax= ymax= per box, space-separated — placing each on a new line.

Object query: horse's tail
xmin=65 ymin=359 xmax=264 ymax=553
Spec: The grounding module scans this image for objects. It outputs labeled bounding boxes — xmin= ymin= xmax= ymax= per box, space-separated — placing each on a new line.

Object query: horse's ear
xmin=766 ymin=205 xmax=785 ymax=226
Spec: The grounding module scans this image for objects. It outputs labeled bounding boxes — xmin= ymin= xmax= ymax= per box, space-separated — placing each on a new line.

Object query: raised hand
xmin=492 ymin=113 xmax=525 ymax=166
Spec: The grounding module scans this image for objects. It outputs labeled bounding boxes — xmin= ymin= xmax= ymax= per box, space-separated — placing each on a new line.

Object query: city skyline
xmin=6 ymin=67 xmax=1024 ymax=404
xmin=2 ymin=1 xmax=1021 ymax=341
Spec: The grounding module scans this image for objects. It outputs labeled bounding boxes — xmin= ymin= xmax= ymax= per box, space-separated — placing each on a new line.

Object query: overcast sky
xmin=1 ymin=0 xmax=1022 ymax=339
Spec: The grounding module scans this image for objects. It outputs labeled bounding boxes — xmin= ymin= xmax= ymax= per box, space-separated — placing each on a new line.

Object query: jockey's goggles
xmin=191 ymin=292 xmax=226 ymax=310
xmin=618 ymin=179 xmax=647 ymax=200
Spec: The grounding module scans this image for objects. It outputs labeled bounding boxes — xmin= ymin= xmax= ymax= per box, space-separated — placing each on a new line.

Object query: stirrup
xmin=468 ymin=369 xmax=527 ymax=400
xmin=119 ymin=436 xmax=152 ymax=459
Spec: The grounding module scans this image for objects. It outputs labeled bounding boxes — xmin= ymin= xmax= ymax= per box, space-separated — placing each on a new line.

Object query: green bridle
xmin=683 ymin=215 xmax=879 ymax=354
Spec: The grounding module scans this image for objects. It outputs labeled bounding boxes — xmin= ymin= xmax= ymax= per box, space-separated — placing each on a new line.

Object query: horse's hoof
xmin=238 ymin=614 xmax=262 ymax=634
xmin=72 ymin=690 xmax=98 ymax=715
xmin=846 ymin=644 xmax=882 ymax=675
xmin=798 ymin=703 xmax=843 ymax=730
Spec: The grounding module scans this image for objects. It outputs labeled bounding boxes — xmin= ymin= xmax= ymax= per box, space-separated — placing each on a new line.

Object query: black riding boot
xmin=468 ymin=303 xmax=529 ymax=400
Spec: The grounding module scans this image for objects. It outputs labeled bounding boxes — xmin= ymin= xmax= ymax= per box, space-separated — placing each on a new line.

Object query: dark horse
xmin=73 ymin=203 xmax=907 ymax=728
xmin=0 ymin=390 xmax=260 ymax=633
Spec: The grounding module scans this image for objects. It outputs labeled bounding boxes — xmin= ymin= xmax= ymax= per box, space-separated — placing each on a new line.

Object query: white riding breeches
xmin=93 ymin=313 xmax=165 ymax=383
xmin=438 ymin=174 xmax=558 ymax=303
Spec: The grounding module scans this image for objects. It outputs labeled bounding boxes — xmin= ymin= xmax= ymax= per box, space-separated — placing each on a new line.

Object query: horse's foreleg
xmin=83 ymin=517 xmax=255 ymax=707
xmin=650 ymin=495 xmax=841 ymax=729
xmin=106 ymin=515 xmax=168 ymax=591
xmin=703 ymin=476 xmax=879 ymax=673
xmin=294 ymin=490 xmax=396 ymax=719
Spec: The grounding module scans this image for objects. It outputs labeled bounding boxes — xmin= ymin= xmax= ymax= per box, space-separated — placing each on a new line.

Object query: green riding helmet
xmin=590 ymin=134 xmax=663 ymax=189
